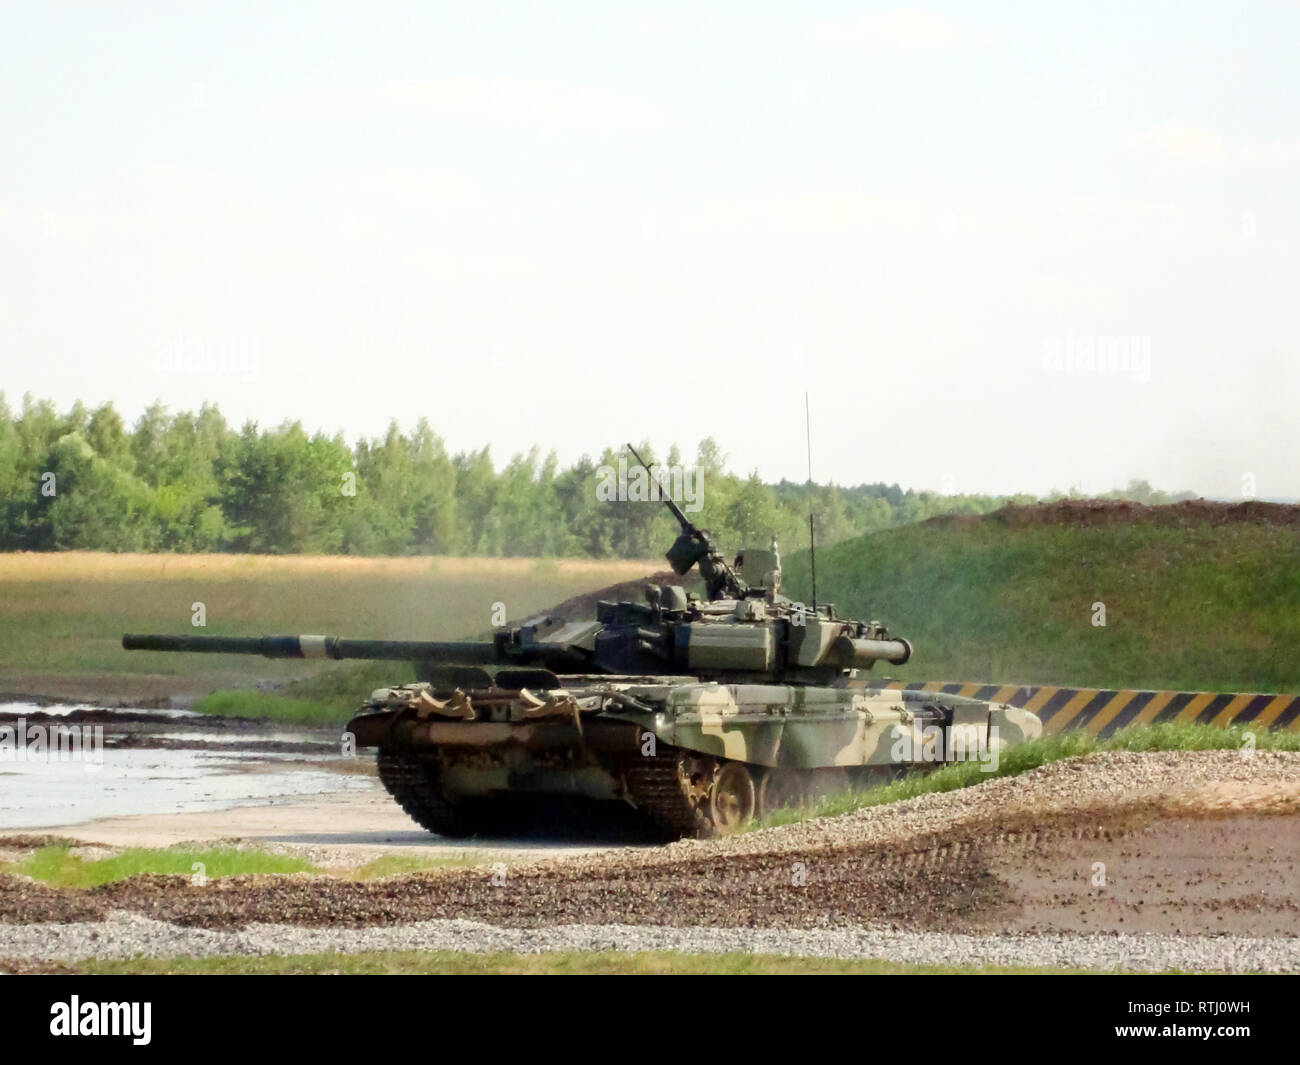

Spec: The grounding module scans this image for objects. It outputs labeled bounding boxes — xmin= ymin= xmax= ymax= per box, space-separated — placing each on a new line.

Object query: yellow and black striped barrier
xmin=882 ymin=680 xmax=1300 ymax=736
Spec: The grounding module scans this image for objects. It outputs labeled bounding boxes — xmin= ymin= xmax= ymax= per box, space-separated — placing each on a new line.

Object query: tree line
xmin=0 ymin=395 xmax=1194 ymax=558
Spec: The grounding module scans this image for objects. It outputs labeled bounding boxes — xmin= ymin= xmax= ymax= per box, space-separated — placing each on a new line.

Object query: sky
xmin=1 ymin=2 xmax=1297 ymax=499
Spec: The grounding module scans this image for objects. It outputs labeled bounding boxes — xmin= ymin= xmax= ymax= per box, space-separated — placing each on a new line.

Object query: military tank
xmin=123 ymin=446 xmax=1041 ymax=839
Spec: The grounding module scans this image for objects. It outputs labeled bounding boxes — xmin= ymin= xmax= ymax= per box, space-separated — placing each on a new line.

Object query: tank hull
xmin=346 ymin=677 xmax=1042 ymax=839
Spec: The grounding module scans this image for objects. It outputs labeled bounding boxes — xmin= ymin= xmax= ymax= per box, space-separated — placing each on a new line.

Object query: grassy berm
xmin=782 ymin=498 xmax=1300 ymax=695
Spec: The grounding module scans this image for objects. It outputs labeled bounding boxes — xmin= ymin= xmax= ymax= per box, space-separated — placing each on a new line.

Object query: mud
xmin=998 ymin=812 xmax=1300 ymax=935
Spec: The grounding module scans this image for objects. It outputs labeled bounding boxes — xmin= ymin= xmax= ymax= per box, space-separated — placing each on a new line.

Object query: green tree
xmin=219 ymin=422 xmax=353 ymax=553
xmin=46 ymin=433 xmax=156 ymax=550
xmin=453 ymin=447 xmax=499 ymax=554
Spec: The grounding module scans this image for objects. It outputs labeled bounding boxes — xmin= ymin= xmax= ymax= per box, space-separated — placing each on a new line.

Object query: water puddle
xmin=0 ymin=701 xmax=199 ymax=719
xmin=0 ymin=703 xmax=374 ymax=830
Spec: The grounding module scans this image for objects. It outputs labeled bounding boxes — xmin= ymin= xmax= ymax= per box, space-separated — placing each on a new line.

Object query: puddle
xmin=0 ymin=703 xmax=374 ymax=829
xmin=0 ymin=701 xmax=199 ymax=719
xmin=149 ymin=731 xmax=319 ymax=746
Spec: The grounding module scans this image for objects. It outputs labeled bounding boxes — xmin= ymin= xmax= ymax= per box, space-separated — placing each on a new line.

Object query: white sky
xmin=2 ymin=2 xmax=1297 ymax=498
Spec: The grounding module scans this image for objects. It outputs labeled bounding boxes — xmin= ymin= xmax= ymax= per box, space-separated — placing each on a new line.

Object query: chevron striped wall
xmin=882 ymin=681 xmax=1300 ymax=736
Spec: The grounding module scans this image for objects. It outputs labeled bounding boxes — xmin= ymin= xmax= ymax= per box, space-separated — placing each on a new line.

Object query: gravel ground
xmin=2 ymin=750 xmax=1296 ymax=969
xmin=3 ymin=911 xmax=1297 ymax=972
xmin=646 ymin=748 xmax=1300 ymax=867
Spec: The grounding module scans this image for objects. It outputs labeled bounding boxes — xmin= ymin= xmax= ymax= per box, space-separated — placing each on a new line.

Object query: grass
xmin=755 ymin=721 xmax=1300 ymax=831
xmin=0 ymin=845 xmax=314 ymax=888
xmin=350 ymin=853 xmax=492 ymax=879
xmin=194 ymin=661 xmax=421 ymax=725
xmin=74 ymin=950 xmax=1096 ymax=975
xmin=0 ymin=843 xmax=511 ymax=887
xmin=190 ymin=690 xmax=353 ymax=726
xmin=0 ymin=551 xmax=657 ymax=699
xmin=783 ymin=519 xmax=1300 ymax=693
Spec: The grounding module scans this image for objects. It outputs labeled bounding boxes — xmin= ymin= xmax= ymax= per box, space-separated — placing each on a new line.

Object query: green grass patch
xmin=193 ymin=662 xmax=417 ymax=726
xmin=0 ymin=843 xmax=506 ymax=887
xmin=281 ymin=660 xmax=415 ymax=706
xmin=350 ymin=853 xmax=490 ymax=879
xmin=0 ymin=845 xmax=314 ymax=888
xmin=76 ymin=949 xmax=1097 ymax=975
xmin=191 ymin=689 xmax=348 ymax=727
xmin=756 ymin=722 xmax=1300 ymax=831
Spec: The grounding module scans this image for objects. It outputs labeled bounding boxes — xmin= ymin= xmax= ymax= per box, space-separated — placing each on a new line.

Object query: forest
xmin=0 ymin=394 xmax=1193 ymax=558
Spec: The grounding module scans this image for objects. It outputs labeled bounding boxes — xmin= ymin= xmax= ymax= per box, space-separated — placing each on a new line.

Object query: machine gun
xmin=626 ymin=442 xmax=748 ymax=602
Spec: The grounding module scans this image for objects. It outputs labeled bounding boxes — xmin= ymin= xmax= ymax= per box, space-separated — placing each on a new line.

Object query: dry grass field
xmin=0 ymin=552 xmax=660 ymax=703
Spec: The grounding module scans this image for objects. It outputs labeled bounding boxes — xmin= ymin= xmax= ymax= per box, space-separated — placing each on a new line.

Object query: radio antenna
xmin=805 ymin=392 xmax=818 ymax=614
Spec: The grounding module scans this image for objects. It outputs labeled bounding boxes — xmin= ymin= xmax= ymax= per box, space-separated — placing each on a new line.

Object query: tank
xmin=123 ymin=446 xmax=1042 ymax=839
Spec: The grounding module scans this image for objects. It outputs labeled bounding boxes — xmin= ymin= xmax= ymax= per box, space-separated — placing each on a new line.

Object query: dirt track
xmin=3 ymin=750 xmax=1297 ymax=942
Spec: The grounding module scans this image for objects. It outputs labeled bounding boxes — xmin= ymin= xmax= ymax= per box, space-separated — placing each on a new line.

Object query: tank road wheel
xmin=757 ymin=768 xmax=808 ymax=818
xmin=376 ymin=750 xmax=476 ymax=838
xmin=709 ymin=762 xmax=757 ymax=835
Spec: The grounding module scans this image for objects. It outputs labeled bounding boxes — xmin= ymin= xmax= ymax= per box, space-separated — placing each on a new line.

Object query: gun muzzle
xmin=828 ymin=635 xmax=912 ymax=668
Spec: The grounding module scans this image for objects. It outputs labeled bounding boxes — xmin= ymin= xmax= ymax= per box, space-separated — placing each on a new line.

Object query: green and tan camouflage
xmin=122 ymin=445 xmax=1043 ymax=839
xmin=344 ymin=675 xmax=1040 ymax=836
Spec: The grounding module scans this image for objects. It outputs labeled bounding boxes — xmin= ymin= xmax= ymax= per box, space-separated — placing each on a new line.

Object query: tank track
xmin=376 ymin=749 xmax=476 ymax=838
xmin=622 ymin=748 xmax=709 ymax=839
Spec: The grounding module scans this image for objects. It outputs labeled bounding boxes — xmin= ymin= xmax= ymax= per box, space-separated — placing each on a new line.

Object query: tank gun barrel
xmin=119 ymin=633 xmax=597 ymax=671
xmin=122 ymin=633 xmax=501 ymax=662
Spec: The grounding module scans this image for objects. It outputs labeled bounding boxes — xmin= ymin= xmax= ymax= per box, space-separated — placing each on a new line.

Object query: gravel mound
xmin=556 ymin=748 xmax=1300 ymax=874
